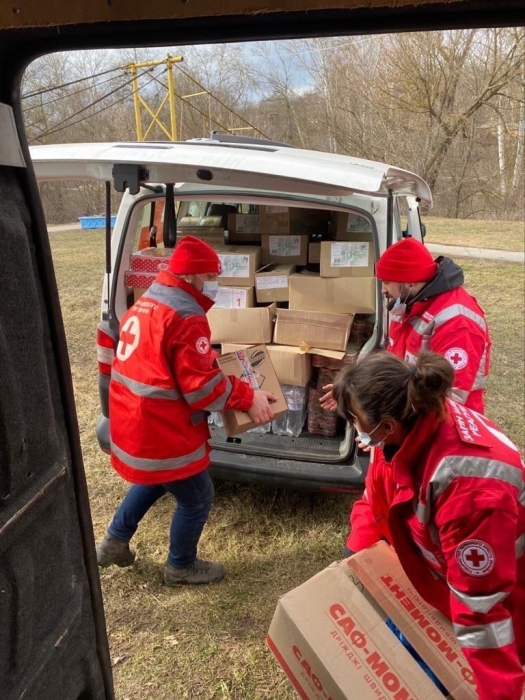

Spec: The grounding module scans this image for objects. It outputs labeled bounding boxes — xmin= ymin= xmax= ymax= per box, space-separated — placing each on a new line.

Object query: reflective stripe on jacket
xmin=348 ymin=401 xmax=525 ymax=700
xmin=109 ymin=272 xmax=254 ymax=485
xmin=387 ymin=286 xmax=491 ymax=413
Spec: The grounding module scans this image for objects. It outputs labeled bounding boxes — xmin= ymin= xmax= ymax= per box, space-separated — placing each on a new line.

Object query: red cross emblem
xmin=116 ymin=316 xmax=140 ymax=361
xmin=196 ymin=336 xmax=210 ymax=355
xmin=456 ymin=540 xmax=495 ymax=576
xmin=445 ymin=347 xmax=468 ymax=370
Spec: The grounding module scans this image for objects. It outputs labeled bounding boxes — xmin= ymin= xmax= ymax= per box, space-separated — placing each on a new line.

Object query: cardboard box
xmin=222 ymin=344 xmax=312 ymax=387
xmin=178 ymin=229 xmax=225 ymax=248
xmin=216 ymin=345 xmax=287 ymax=436
xmin=274 ymin=308 xmax=353 ymax=352
xmin=308 ymin=241 xmax=321 ymax=264
xmin=320 ymin=235 xmax=375 ymax=278
xmin=347 ymin=543 xmax=478 ymax=700
xmin=289 ymin=273 xmax=376 ymax=314
xmin=261 ymin=235 xmax=309 ymax=266
xmin=260 ymin=206 xmax=330 ymax=235
xmin=214 ymin=286 xmax=255 ymax=309
xmin=227 ymin=213 xmax=261 ymax=243
xmin=207 ymin=303 xmax=276 ymax=345
xmin=330 ymin=211 xmax=374 ymax=239
xmin=267 ymin=556 xmax=447 ymax=700
xmin=215 ymin=245 xmax=262 ymax=287
xmin=255 ymin=264 xmax=296 ymax=303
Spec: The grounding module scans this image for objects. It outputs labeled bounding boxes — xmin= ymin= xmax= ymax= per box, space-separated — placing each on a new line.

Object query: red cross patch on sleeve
xmin=196 ymin=337 xmax=210 ymax=355
xmin=456 ymin=539 xmax=495 ymax=577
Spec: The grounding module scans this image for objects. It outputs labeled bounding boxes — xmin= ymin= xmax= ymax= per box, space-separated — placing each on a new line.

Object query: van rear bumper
xmin=95 ymin=415 xmax=367 ymax=492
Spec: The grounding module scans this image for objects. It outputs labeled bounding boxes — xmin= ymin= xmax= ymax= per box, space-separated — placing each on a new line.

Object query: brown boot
xmin=164 ymin=558 xmax=224 ymax=585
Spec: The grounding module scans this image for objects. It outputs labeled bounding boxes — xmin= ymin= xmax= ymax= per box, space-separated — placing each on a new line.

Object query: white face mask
xmin=201 ymin=280 xmax=219 ymax=301
xmin=388 ymin=286 xmax=411 ymax=322
xmin=356 ymin=421 xmax=384 ymax=448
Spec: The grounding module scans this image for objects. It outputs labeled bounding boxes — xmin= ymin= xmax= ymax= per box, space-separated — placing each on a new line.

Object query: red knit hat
xmin=168 ymin=236 xmax=221 ymax=275
xmin=376 ymin=238 xmax=438 ymax=283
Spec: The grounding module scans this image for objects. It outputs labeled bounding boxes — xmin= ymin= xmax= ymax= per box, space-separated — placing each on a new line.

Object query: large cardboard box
xmin=222 ymin=343 xmax=312 ymax=387
xmin=320 ymin=235 xmax=375 ymax=278
xmin=330 ymin=211 xmax=374 ymax=239
xmin=207 ymin=303 xmax=276 ymax=345
xmin=347 ymin=543 xmax=478 ymax=700
xmin=274 ymin=308 xmax=353 ymax=352
xmin=261 ymin=235 xmax=309 ymax=266
xmin=260 ymin=206 xmax=330 ymax=235
xmin=289 ymin=273 xmax=376 ymax=314
xmin=227 ymin=213 xmax=262 ymax=243
xmin=267 ymin=555 xmax=447 ymax=700
xmin=216 ymin=344 xmax=287 ymax=436
xmin=214 ymin=286 xmax=255 ymax=309
xmin=255 ymin=263 xmax=296 ymax=303
xmin=216 ymin=245 xmax=262 ymax=287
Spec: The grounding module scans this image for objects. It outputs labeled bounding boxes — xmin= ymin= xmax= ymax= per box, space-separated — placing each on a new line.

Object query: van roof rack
xmin=188 ymin=131 xmax=296 ymax=149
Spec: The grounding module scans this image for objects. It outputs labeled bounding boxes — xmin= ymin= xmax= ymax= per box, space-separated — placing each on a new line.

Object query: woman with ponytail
xmin=333 ymin=351 xmax=524 ymax=700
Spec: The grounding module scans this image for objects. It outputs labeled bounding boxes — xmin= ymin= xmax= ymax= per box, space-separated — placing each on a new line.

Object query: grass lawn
xmin=50 ymin=226 xmax=524 ymax=700
xmin=423 ymin=216 xmax=524 ymax=252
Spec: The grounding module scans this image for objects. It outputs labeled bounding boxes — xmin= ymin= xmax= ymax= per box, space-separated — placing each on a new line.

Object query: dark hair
xmin=332 ymin=351 xmax=454 ymax=427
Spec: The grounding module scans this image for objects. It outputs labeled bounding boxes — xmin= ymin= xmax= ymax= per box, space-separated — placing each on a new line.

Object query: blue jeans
xmin=107 ymin=469 xmax=215 ymax=567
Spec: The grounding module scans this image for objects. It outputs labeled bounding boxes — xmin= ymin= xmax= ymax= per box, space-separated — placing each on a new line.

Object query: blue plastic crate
xmin=79 ymin=215 xmax=116 ymax=229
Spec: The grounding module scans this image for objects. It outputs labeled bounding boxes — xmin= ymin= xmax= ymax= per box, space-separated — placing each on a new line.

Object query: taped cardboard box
xmin=207 ymin=303 xmax=276 ymax=345
xmin=222 ymin=343 xmax=312 ymax=387
xmin=274 ymin=308 xmax=353 ymax=352
xmin=347 ymin=542 xmax=477 ymax=700
xmin=255 ymin=263 xmax=296 ymax=303
xmin=261 ymin=234 xmax=309 ymax=266
xmin=227 ymin=213 xmax=262 ymax=243
xmin=214 ymin=286 xmax=255 ymax=309
xmin=330 ymin=211 xmax=374 ymax=239
xmin=289 ymin=272 xmax=376 ymax=314
xmin=216 ymin=245 xmax=262 ymax=287
xmin=216 ymin=344 xmax=287 ymax=436
xmin=267 ymin=556 xmax=447 ymax=700
xmin=260 ymin=206 xmax=330 ymax=235
xmin=320 ymin=234 xmax=375 ymax=278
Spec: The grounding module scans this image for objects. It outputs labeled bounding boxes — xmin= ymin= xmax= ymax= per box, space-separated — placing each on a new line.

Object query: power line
xmin=28 ymin=67 xmax=156 ymax=141
xmin=148 ymin=73 xmax=240 ymax=136
xmin=23 ymin=72 xmax=126 ymax=112
xmin=174 ymin=63 xmax=270 ymax=139
xmin=29 ymin=70 xmax=165 ymax=143
xmin=22 ymin=66 xmax=124 ymax=100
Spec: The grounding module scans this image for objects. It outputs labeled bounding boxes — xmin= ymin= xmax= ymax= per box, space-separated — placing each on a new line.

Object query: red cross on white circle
xmin=116 ymin=316 xmax=140 ymax=361
xmin=196 ymin=336 xmax=210 ymax=355
xmin=445 ymin=347 xmax=468 ymax=370
xmin=456 ymin=539 xmax=495 ymax=577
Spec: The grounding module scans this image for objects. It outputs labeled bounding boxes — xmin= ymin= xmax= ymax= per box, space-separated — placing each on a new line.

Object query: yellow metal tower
xmin=124 ymin=55 xmax=270 ymax=142
xmin=125 ymin=56 xmax=183 ymax=141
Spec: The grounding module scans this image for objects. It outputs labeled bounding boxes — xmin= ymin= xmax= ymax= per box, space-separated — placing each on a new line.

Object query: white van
xmin=30 ymin=133 xmax=431 ymax=492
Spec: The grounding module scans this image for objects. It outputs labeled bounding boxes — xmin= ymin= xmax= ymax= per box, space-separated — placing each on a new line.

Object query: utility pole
xmin=125 ymin=55 xmax=183 ymax=141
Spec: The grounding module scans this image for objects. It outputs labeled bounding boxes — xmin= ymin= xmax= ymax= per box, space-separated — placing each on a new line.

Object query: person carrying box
xmin=96 ymin=236 xmax=276 ymax=585
xmin=332 ymin=351 xmax=525 ymax=700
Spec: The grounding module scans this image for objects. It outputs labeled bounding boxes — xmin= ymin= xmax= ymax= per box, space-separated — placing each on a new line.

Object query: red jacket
xmin=387 ymin=257 xmax=491 ymax=413
xmin=348 ymin=401 xmax=525 ymax=700
xmin=109 ymin=272 xmax=254 ymax=485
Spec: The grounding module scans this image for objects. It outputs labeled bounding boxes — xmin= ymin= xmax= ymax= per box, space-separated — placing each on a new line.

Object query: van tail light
xmin=97 ymin=324 xmax=117 ymax=376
